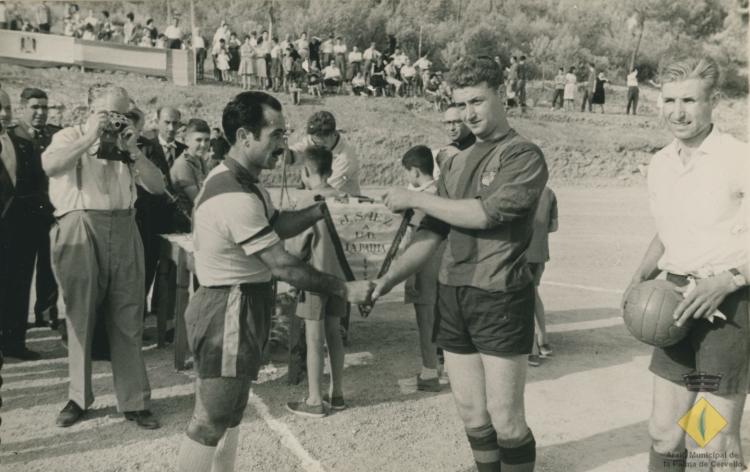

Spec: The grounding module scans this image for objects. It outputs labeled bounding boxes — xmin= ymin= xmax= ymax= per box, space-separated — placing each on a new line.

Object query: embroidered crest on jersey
xmin=480 ymin=170 xmax=496 ymax=187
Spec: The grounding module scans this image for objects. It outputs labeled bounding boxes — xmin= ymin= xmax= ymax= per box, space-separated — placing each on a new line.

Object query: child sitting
xmin=285 ymin=146 xmax=348 ymax=417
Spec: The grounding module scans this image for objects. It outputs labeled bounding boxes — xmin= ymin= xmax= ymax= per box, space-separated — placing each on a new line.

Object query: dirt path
xmin=2 ymin=185 xmax=749 ymax=472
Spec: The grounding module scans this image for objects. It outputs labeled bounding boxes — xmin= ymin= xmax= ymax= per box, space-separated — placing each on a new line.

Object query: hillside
xmin=1 ymin=63 xmax=746 ymax=187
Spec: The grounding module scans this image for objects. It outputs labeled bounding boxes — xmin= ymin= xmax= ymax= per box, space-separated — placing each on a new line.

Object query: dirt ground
xmin=4 ymin=184 xmax=750 ymax=472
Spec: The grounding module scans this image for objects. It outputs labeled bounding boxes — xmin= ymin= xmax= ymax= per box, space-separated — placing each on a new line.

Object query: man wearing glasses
xmin=434 ymin=105 xmax=476 ymax=176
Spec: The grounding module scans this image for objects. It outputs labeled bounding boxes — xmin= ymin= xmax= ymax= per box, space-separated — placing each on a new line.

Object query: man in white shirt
xmin=362 ymin=42 xmax=380 ymax=80
xmin=212 ymin=20 xmax=230 ymax=49
xmin=83 ymin=9 xmax=97 ymax=28
xmin=348 ymin=45 xmax=363 ymax=79
xmin=626 ymin=67 xmax=640 ymax=115
xmin=35 ymin=1 xmax=51 ymax=32
xmin=288 ymin=111 xmax=361 ymax=196
xmin=322 ymin=60 xmax=343 ymax=93
xmin=625 ymin=55 xmax=749 ymax=472
xmin=42 ymin=85 xmax=167 ymax=429
xmin=321 ymin=33 xmax=334 ymax=66
xmin=192 ymin=28 xmax=207 ymax=80
xmin=164 ymin=16 xmax=183 ymax=49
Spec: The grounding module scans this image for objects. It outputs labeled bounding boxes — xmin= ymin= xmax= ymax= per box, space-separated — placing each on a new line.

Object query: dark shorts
xmin=185 ymin=282 xmax=273 ymax=380
xmin=649 ymin=273 xmax=750 ymax=395
xmin=435 ymin=283 xmax=535 ymax=356
xmin=296 ymin=292 xmax=347 ymax=321
xmin=528 ymin=262 xmax=545 ymax=287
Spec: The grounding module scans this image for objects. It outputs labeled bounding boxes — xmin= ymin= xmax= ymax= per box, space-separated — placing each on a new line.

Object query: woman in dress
xmin=255 ymin=36 xmax=269 ymax=90
xmin=238 ymin=35 xmax=255 ymax=90
xmin=563 ymin=66 xmax=577 ymax=112
xmin=591 ymin=71 xmax=608 ymax=113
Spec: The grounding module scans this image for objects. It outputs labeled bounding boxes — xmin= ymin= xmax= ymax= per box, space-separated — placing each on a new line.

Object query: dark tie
xmin=165 ymin=144 xmax=176 ymax=167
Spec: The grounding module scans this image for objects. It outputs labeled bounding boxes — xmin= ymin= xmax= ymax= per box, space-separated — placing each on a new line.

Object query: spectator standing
xmin=581 ymin=62 xmax=596 ymax=112
xmin=288 ymin=111 xmax=361 ymax=196
xmin=295 ymin=31 xmax=310 ymax=59
xmin=99 ymin=10 xmax=113 ymax=41
xmin=192 ymin=28 xmax=207 ymax=80
xmin=164 ymin=17 xmax=183 ymax=49
xmin=239 ymin=35 xmax=256 ymax=90
xmin=525 ymin=186 xmax=558 ymax=366
xmin=228 ymin=32 xmax=242 ymax=84
xmin=400 ymin=59 xmax=417 ymax=96
xmin=369 ymin=55 xmax=387 ymax=96
xmin=362 ymin=42 xmax=380 ymax=81
xmin=517 ymin=55 xmax=529 ymax=112
xmin=14 ymin=88 xmax=61 ymax=330
xmin=348 ymin=45 xmax=363 ymax=80
xmin=384 ymin=59 xmax=403 ymax=96
xmin=0 ymin=90 xmax=47 ymax=360
xmin=507 ymin=56 xmax=519 ymax=101
xmin=255 ymin=35 xmax=269 ymax=89
xmin=591 ymin=71 xmax=608 ymax=113
xmin=0 ymin=1 xmax=8 ymax=30
xmin=123 ymin=12 xmax=136 ymax=44
xmin=42 ymin=85 xmax=166 ymax=429
xmin=333 ymin=36 xmax=347 ymax=80
xmin=270 ymin=37 xmax=283 ymax=92
xmin=413 ymin=55 xmax=432 ymax=96
xmin=217 ymin=45 xmax=230 ymax=82
xmin=563 ymin=66 xmax=577 ymax=111
xmin=36 ymin=1 xmax=51 ymax=33
xmin=144 ymin=18 xmax=157 ymax=45
xmin=626 ymin=67 xmax=640 ymax=115
xmin=321 ymin=34 xmax=334 ymax=66
xmin=170 ymin=119 xmax=211 ymax=213
xmin=551 ymin=67 xmax=565 ymax=110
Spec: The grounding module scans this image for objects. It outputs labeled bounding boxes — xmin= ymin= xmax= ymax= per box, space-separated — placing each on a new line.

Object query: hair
xmin=446 ymin=56 xmax=502 ymax=89
xmin=219 ymin=38 xmax=225 ymax=43
xmin=102 ymin=10 xmax=109 ymax=18
xmin=306 ymin=110 xmax=336 ymax=136
xmin=185 ymin=118 xmax=210 ymax=135
xmin=156 ymin=106 xmax=181 ymax=120
xmin=210 ymin=136 xmax=230 ymax=160
xmin=568 ymin=66 xmax=575 ymax=73
xmin=520 ymin=55 xmax=526 ymax=61
xmin=222 ymin=91 xmax=282 ymax=144
xmin=558 ymin=67 xmax=564 ymax=71
xmin=146 ymin=18 xmax=153 ymax=25
xmin=87 ymin=83 xmax=128 ymax=106
xmin=20 ymin=87 xmax=48 ymax=104
xmin=659 ymin=55 xmax=721 ymax=94
xmin=303 ymin=145 xmax=333 ymax=177
xmin=401 ymin=145 xmax=434 ymax=177
xmin=272 ymin=36 xmax=278 ymax=42
xmin=126 ymin=12 xmax=134 ymax=21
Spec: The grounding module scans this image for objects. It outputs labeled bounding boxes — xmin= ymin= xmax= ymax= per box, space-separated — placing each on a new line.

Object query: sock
xmin=211 ymin=426 xmax=240 ymax=472
xmin=421 ymin=367 xmax=438 ymax=380
xmin=176 ymin=435 xmax=216 ymax=472
xmin=498 ymin=429 xmax=536 ymax=472
xmin=648 ymin=447 xmax=687 ymax=472
xmin=466 ymin=424 xmax=502 ymax=472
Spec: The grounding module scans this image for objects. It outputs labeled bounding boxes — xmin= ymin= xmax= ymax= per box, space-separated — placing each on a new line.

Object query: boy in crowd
xmin=171 ymin=118 xmax=211 ymax=212
xmin=526 ymin=186 xmax=558 ymax=366
xmin=285 ymin=146 xmax=348 ymax=417
xmin=401 ymin=145 xmax=444 ymax=390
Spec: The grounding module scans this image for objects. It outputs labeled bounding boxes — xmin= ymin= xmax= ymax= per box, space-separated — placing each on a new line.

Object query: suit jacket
xmin=14 ymin=121 xmax=62 ymax=155
xmin=159 ymin=138 xmax=187 ymax=168
xmin=0 ymin=128 xmax=45 ymax=220
xmin=136 ymin=136 xmax=190 ymax=234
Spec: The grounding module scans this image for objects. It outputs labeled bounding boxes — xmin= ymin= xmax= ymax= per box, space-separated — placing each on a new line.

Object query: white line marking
xmin=248 ymin=393 xmax=327 ymax=472
xmin=26 ymin=336 xmax=62 ymax=344
xmin=547 ymin=317 xmax=623 ymax=333
xmin=542 ymin=280 xmax=624 ymax=294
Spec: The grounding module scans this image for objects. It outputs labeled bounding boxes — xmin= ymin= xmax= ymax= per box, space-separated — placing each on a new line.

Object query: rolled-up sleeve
xmin=479 ymin=143 xmax=548 ymax=227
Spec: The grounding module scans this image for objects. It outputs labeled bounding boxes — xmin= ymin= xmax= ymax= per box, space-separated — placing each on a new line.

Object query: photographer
xmin=42 ymin=84 xmax=165 ymax=429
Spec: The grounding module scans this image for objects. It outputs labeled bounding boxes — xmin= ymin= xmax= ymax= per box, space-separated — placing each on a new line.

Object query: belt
xmin=204 ymin=281 xmax=273 ymax=290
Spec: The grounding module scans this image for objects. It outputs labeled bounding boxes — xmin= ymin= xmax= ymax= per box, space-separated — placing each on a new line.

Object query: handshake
xmin=342 ymin=278 xmax=393 ymax=307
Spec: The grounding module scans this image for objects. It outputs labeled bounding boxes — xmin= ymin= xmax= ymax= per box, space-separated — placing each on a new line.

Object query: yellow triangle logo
xmin=677 ymin=397 xmax=727 ymax=447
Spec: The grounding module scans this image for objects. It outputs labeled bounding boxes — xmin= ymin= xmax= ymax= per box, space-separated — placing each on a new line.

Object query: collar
xmin=223 ymin=157 xmax=259 ymax=188
xmin=159 ymin=135 xmax=176 ymax=148
xmin=668 ymin=125 xmax=721 ymax=163
xmin=452 ymin=132 xmax=476 ymax=151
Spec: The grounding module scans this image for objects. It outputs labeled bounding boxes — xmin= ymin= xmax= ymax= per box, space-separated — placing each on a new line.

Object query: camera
xmin=97 ymin=112 xmax=135 ymax=163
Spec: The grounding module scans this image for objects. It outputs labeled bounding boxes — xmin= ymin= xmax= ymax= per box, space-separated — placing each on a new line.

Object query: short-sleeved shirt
xmin=290 ymin=134 xmax=361 ymax=196
xmin=526 ymin=186 xmax=558 ymax=263
xmin=420 ymin=128 xmax=548 ymax=292
xmin=170 ymin=152 xmax=208 ymax=207
xmin=43 ymin=126 xmax=139 ymax=217
xmin=647 ymin=128 xmax=748 ymax=277
xmin=192 ymin=159 xmax=280 ymax=286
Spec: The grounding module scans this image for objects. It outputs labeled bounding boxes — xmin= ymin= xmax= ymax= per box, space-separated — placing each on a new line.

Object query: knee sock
xmin=497 ymin=429 xmax=536 ymax=472
xmin=177 ymin=435 xmax=216 ymax=472
xmin=648 ymin=447 xmax=687 ymax=472
xmin=466 ymin=424 xmax=502 ymax=472
xmin=211 ymin=426 xmax=240 ymax=472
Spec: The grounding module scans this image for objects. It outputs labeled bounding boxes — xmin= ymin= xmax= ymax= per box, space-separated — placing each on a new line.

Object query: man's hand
xmin=382 ymin=187 xmax=416 ymax=213
xmin=84 ymin=111 xmax=109 ymax=140
xmin=119 ymin=126 xmax=140 ymax=155
xmin=344 ymin=280 xmax=375 ymax=304
xmin=672 ymin=273 xmax=734 ymax=327
xmin=371 ymin=276 xmax=395 ymax=301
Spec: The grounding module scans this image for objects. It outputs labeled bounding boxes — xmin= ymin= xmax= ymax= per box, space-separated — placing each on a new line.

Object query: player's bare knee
xmin=187 ymin=417 xmax=229 ymax=446
xmin=648 ymin=419 xmax=685 ymax=453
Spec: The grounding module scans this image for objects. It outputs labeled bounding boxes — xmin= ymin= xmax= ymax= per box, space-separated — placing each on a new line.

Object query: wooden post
xmin=418 ymin=25 xmax=422 ymax=58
